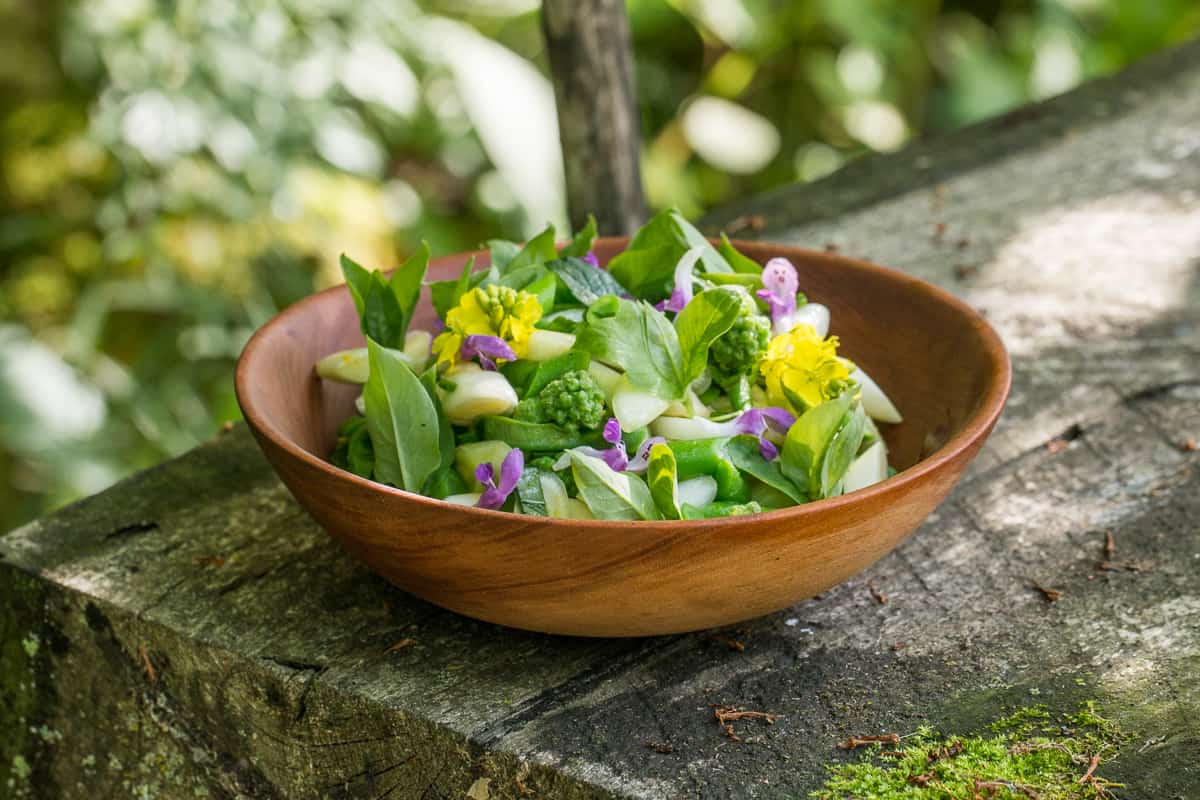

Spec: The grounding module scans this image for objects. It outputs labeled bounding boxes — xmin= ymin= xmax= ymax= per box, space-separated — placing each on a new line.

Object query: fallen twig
xmin=1078 ymin=754 xmax=1101 ymax=784
xmin=1030 ymin=581 xmax=1063 ymax=603
xmin=711 ymin=704 xmax=782 ymax=741
xmin=838 ymin=733 xmax=901 ymax=750
xmin=384 ymin=638 xmax=417 ymax=654
xmin=867 ymin=580 xmax=889 ymax=605
xmin=973 ymin=778 xmax=1040 ymax=798
xmin=927 ymin=740 xmax=964 ymax=764
xmin=1104 ymin=531 xmax=1115 ymax=560
xmin=138 ymin=645 xmax=157 ymax=683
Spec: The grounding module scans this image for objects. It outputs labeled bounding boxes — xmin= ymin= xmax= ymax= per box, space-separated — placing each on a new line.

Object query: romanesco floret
xmin=540 ymin=369 xmax=607 ymax=430
xmin=710 ymin=315 xmax=770 ymax=379
xmin=516 ymin=369 xmax=607 ymax=431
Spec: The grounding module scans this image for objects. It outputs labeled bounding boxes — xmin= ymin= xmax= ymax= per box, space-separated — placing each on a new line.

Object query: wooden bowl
xmin=235 ymin=238 xmax=1009 ymax=637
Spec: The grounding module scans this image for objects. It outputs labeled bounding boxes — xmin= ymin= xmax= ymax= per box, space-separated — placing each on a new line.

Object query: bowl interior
xmin=243 ymin=239 xmax=1001 ymax=485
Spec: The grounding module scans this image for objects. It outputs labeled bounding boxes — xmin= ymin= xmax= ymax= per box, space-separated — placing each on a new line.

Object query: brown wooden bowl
xmin=235 ymin=238 xmax=1009 ymax=637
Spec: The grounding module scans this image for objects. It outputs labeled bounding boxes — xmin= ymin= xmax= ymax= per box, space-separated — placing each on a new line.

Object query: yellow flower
xmin=759 ymin=323 xmax=853 ymax=413
xmin=432 ymin=284 xmax=543 ymax=366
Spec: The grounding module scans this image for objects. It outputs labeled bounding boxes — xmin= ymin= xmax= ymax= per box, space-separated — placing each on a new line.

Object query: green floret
xmin=709 ymin=308 xmax=770 ymax=409
xmin=516 ymin=369 xmax=607 ymax=431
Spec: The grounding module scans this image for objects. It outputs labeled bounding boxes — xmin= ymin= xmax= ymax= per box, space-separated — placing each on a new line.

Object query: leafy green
xmin=345 ymin=422 xmax=375 ymax=478
xmin=524 ymin=349 xmax=591 ymax=397
xmin=430 ymin=256 xmax=477 ymax=320
xmin=717 ymin=233 xmax=763 ymax=274
xmin=568 ymin=451 xmax=660 ymax=521
xmin=363 ymin=339 xmax=443 ymax=492
xmin=780 ymin=391 xmax=855 ymax=499
xmin=487 ymin=239 xmax=521 ymax=272
xmin=330 ymin=415 xmax=367 ymax=473
xmin=674 ymin=288 xmax=741 ymax=384
xmin=560 ymin=214 xmax=597 ymax=258
xmin=575 ymin=296 xmax=688 ymax=401
xmin=545 ymin=256 xmax=630 ymax=305
xmin=606 ymin=208 xmax=733 ymax=299
xmin=340 ymin=248 xmax=429 ymax=348
xmin=515 ymin=467 xmax=549 ymax=516
xmin=647 ymin=442 xmax=681 ymax=519
xmin=502 ymin=223 xmax=557 ymax=274
xmin=820 ymin=401 xmax=866 ymax=497
xmin=420 ymin=365 xmax=456 ymax=476
xmin=725 ymin=435 xmax=808 ymax=503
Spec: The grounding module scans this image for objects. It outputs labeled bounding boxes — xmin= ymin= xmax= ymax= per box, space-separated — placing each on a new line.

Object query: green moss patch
xmin=814 ymin=704 xmax=1125 ymax=799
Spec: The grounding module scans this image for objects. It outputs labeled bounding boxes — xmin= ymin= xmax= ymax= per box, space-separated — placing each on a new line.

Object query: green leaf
xmin=718 ymin=233 xmax=764 ymax=274
xmin=780 ymin=391 xmax=854 ymax=498
xmin=340 ymin=254 xmax=373 ymax=318
xmin=487 ymin=239 xmax=521 ymax=271
xmin=703 ymin=272 xmax=762 ymax=289
xmin=364 ymin=339 xmax=443 ymax=492
xmin=345 ymin=423 xmax=375 ymax=478
xmin=525 ymin=349 xmax=591 ymax=397
xmin=819 ymin=402 xmax=866 ymax=497
xmin=342 ymin=247 xmax=429 ymax=348
xmin=516 ymin=467 xmax=549 ymax=516
xmin=390 ymin=242 xmax=430 ymax=327
xmin=725 ymin=435 xmax=808 ymax=503
xmin=430 ymin=256 xmax=477 ymax=320
xmin=568 ymin=451 xmax=660 ymax=521
xmin=523 ymin=270 xmax=558 ymax=314
xmin=503 ymin=224 xmax=557 ymax=274
xmin=361 ymin=271 xmax=406 ymax=348
xmin=647 ymin=442 xmax=681 ymax=520
xmin=674 ymin=287 xmax=741 ymax=385
xmin=420 ymin=365 xmax=455 ymax=475
xmin=545 ymin=256 xmax=630 ymax=305
xmin=574 ymin=297 xmax=688 ymax=401
xmin=607 ymin=209 xmax=732 ymax=299
xmin=561 ymin=214 xmax=597 ymax=258
xmin=604 ymin=243 xmax=680 ymax=300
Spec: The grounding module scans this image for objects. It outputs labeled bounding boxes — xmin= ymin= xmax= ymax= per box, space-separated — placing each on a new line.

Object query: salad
xmin=314 ymin=209 xmax=902 ymax=521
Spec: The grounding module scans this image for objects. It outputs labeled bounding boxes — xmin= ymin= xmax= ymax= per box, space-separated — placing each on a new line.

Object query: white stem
xmin=851 ymin=367 xmax=903 ymax=423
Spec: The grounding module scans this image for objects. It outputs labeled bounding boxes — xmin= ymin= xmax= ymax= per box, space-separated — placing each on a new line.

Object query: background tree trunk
xmin=542 ymin=0 xmax=647 ymax=235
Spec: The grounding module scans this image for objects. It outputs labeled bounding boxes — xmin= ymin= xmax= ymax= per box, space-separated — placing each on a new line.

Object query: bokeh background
xmin=2 ymin=0 xmax=1197 ymax=533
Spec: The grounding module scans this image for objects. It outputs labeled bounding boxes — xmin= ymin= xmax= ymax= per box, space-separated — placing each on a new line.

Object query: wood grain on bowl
xmin=235 ymin=238 xmax=1009 ymax=637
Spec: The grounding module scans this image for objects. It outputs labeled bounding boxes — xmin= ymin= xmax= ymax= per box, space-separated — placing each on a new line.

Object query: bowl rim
xmin=235 ymin=237 xmax=1011 ymax=530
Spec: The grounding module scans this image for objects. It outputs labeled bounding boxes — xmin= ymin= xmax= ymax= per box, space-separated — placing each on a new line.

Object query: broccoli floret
xmin=710 ymin=312 xmax=771 ymax=409
xmin=530 ymin=369 xmax=607 ymax=431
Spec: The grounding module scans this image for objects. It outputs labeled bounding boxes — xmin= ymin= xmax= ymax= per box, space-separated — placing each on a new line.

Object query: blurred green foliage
xmin=1 ymin=0 xmax=1197 ymax=532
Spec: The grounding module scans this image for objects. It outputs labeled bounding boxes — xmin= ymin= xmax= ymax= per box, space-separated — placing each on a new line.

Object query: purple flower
xmin=658 ymin=246 xmax=705 ymax=313
xmin=735 ymin=406 xmax=795 ymax=461
xmin=475 ymin=448 xmax=524 ymax=510
xmin=461 ymin=334 xmax=517 ymax=371
xmin=554 ymin=418 xmax=664 ymax=473
xmin=755 ymin=257 xmax=799 ymax=328
xmin=582 ymin=251 xmax=600 ymax=268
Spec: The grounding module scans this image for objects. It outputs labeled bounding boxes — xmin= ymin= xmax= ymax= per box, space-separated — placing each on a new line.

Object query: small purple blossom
xmin=555 ymin=418 xmax=663 ymax=473
xmin=659 ymin=246 xmax=705 ymax=313
xmin=735 ymin=406 xmax=795 ymax=461
xmin=582 ymin=251 xmax=600 ymax=268
xmin=461 ymin=334 xmax=516 ymax=371
xmin=755 ymin=257 xmax=799 ymax=328
xmin=475 ymin=448 xmax=524 ymax=510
